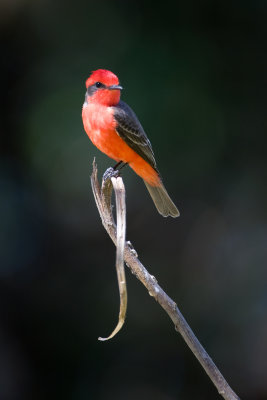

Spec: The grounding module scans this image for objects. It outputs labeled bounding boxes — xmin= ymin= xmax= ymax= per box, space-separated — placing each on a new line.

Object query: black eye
xmin=95 ymin=82 xmax=103 ymax=88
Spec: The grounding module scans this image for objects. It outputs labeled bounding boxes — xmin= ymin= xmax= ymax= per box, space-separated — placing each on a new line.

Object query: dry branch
xmin=90 ymin=160 xmax=241 ymax=400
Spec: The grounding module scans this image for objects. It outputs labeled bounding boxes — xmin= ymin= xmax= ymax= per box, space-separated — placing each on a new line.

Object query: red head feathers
xmin=85 ymin=69 xmax=122 ymax=106
xmin=86 ymin=69 xmax=120 ymax=88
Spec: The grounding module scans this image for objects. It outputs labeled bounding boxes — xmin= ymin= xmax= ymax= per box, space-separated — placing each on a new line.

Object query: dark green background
xmin=1 ymin=1 xmax=266 ymax=399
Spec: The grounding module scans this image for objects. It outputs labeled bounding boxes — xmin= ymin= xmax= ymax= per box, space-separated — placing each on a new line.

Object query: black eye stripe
xmin=87 ymin=82 xmax=106 ymax=96
xmin=87 ymin=85 xmax=97 ymax=96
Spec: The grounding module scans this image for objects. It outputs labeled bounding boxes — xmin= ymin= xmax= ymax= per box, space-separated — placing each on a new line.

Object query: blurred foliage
xmin=0 ymin=0 xmax=267 ymax=399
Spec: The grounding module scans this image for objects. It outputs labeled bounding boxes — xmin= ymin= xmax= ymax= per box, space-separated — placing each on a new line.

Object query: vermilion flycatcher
xmin=82 ymin=69 xmax=179 ymax=217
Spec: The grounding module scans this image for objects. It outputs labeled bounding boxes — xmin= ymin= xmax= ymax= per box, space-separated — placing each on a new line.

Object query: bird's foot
xmin=103 ymin=167 xmax=120 ymax=183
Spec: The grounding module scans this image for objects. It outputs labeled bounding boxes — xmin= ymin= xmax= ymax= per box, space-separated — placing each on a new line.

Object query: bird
xmin=82 ymin=69 xmax=179 ymax=217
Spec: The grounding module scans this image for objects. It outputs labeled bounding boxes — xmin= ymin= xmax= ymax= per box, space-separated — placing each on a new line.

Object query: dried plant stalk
xmin=98 ymin=176 xmax=127 ymax=341
xmin=90 ymin=160 xmax=241 ymax=400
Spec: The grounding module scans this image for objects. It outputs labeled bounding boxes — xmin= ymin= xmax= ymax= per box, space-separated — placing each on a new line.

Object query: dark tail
xmin=143 ymin=180 xmax=180 ymax=218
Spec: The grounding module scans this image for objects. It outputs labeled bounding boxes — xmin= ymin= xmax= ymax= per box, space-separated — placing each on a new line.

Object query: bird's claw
xmin=103 ymin=167 xmax=120 ymax=183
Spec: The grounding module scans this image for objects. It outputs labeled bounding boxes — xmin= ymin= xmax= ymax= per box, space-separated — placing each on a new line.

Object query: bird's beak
xmin=108 ymin=84 xmax=123 ymax=90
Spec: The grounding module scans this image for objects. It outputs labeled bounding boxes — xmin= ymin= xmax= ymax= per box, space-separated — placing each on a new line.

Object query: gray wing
xmin=113 ymin=100 xmax=158 ymax=171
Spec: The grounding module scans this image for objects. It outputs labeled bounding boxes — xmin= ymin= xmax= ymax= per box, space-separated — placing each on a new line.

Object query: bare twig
xmin=90 ymin=160 xmax=241 ymax=400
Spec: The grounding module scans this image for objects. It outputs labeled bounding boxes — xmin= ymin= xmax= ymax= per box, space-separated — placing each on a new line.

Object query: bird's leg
xmin=103 ymin=161 xmax=128 ymax=183
xmin=114 ymin=161 xmax=128 ymax=171
xmin=113 ymin=160 xmax=123 ymax=170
